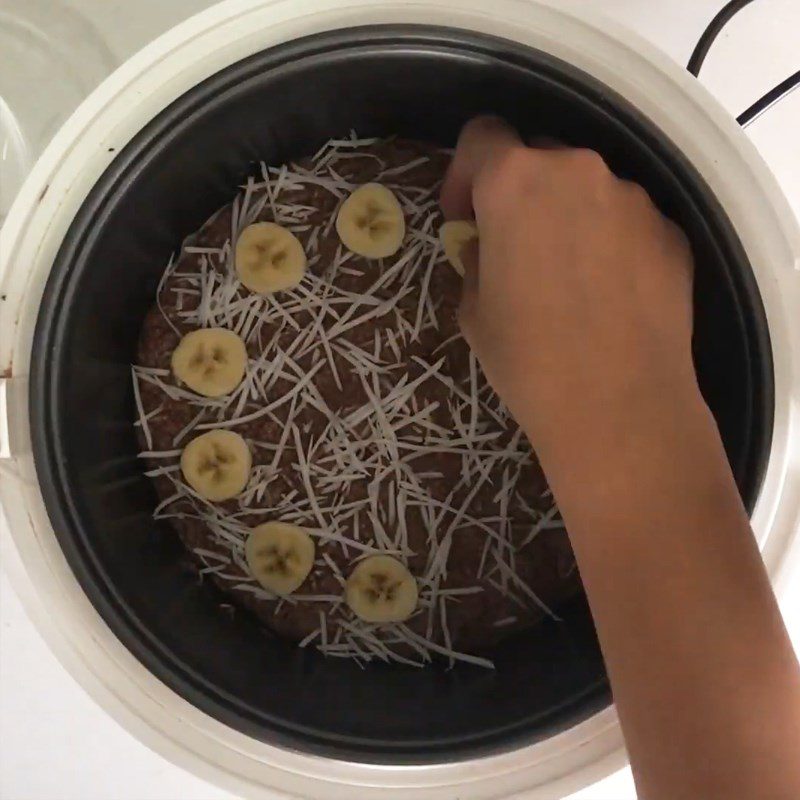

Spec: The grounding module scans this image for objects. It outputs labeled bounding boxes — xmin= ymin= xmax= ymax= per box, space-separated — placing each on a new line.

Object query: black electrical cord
xmin=687 ymin=0 xmax=756 ymax=77
xmin=737 ymin=69 xmax=800 ymax=126
xmin=687 ymin=0 xmax=799 ymax=127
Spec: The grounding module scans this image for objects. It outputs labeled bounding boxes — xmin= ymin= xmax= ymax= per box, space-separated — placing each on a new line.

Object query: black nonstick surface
xmin=30 ymin=26 xmax=773 ymax=763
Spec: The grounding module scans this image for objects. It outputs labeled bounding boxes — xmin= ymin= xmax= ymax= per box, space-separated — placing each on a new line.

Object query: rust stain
xmin=1 ymin=365 xmax=11 ymax=378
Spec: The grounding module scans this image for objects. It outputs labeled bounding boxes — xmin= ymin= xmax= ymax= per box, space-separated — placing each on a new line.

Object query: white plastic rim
xmin=0 ymin=1 xmax=799 ymax=798
xmin=0 ymin=0 xmax=118 ymax=221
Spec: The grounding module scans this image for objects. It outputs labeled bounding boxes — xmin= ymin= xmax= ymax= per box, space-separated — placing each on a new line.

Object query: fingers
xmin=440 ymin=116 xmax=524 ymax=220
xmin=457 ymin=238 xmax=480 ymax=342
xmin=460 ymin=238 xmax=480 ymax=299
xmin=444 ymin=117 xmax=524 ymax=343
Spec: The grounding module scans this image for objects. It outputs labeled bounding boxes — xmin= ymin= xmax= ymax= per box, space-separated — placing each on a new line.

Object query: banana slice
xmin=235 ymin=222 xmax=307 ymax=294
xmin=180 ymin=429 xmax=251 ymax=501
xmin=345 ymin=555 xmax=418 ymax=623
xmin=336 ymin=183 xmax=405 ymax=259
xmin=439 ymin=220 xmax=478 ymax=276
xmin=245 ymin=521 xmax=315 ymax=595
xmin=171 ymin=327 xmax=247 ymax=397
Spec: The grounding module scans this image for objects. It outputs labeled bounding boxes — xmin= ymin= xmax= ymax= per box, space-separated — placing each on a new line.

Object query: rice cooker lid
xmin=1 ymin=1 xmax=799 ymax=799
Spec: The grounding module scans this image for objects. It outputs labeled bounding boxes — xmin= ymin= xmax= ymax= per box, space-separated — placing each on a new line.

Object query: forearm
xmin=534 ymin=386 xmax=800 ymax=800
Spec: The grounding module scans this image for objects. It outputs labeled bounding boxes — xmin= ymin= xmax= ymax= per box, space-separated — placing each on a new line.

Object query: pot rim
xmin=1 ymin=1 xmax=798 ymax=798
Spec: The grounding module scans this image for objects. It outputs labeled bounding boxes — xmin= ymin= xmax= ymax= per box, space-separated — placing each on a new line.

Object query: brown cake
xmin=133 ymin=134 xmax=581 ymax=668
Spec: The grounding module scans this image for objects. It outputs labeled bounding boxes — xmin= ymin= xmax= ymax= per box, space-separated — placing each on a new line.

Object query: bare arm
xmin=441 ymin=116 xmax=800 ymax=800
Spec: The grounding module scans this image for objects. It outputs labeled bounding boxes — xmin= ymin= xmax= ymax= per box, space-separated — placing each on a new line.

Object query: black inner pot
xmin=31 ymin=26 xmax=773 ymax=763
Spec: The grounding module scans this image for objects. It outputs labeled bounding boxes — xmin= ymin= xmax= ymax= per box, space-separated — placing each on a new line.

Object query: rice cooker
xmin=1 ymin=1 xmax=798 ymax=798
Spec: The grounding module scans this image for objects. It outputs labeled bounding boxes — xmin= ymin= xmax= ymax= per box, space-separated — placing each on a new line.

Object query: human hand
xmin=440 ymin=116 xmax=698 ymax=464
xmin=441 ymin=119 xmax=800 ymax=800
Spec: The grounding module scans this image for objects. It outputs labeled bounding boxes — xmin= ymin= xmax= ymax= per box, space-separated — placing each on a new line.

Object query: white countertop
xmin=1 ymin=1 xmax=798 ymax=798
